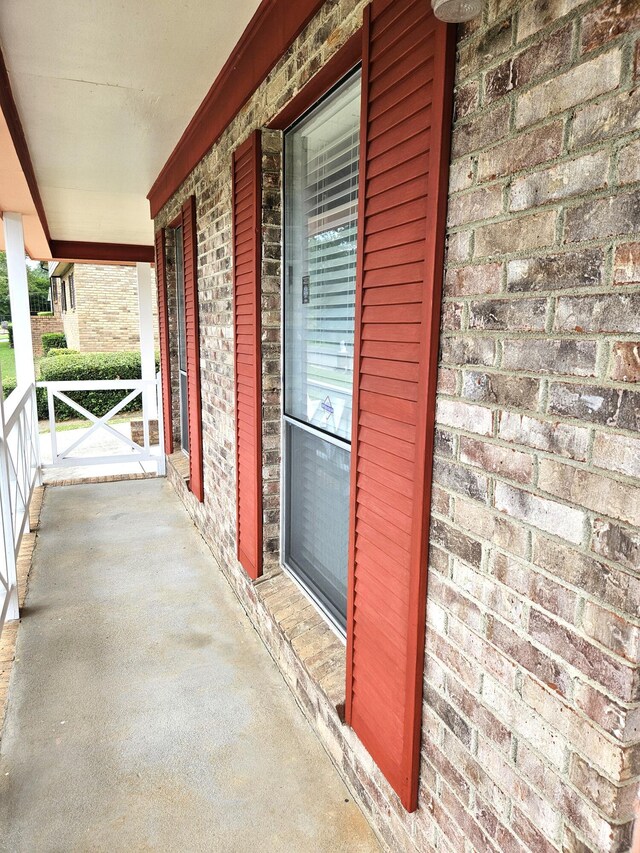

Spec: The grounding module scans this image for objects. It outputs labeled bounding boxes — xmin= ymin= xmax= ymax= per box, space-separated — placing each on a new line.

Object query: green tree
xmin=0 ymin=252 xmax=51 ymax=321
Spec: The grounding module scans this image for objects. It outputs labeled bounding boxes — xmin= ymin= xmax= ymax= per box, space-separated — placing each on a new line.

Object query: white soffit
xmin=0 ymin=0 xmax=262 ymax=247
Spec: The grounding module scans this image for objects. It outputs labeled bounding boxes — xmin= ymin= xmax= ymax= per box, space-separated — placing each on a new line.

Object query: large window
xmin=283 ymin=70 xmax=361 ymax=633
xmin=174 ymin=226 xmax=189 ymax=454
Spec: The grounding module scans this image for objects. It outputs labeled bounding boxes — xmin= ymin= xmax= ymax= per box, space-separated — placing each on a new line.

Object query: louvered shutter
xmin=155 ymin=228 xmax=173 ymax=454
xmin=345 ymin=0 xmax=455 ymax=811
xmin=182 ymin=195 xmax=204 ymax=502
xmin=232 ymin=131 xmax=263 ymax=579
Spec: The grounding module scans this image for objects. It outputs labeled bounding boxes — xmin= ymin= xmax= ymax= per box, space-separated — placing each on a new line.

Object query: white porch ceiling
xmin=0 ymin=0 xmax=262 ymax=249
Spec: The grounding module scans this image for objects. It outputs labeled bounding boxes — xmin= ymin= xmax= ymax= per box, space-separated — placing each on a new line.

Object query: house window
xmin=69 ymin=274 xmax=76 ymax=310
xmin=61 ymin=281 xmax=67 ymax=313
xmin=51 ymin=278 xmax=58 ymax=302
xmin=173 ymin=225 xmax=189 ymax=454
xmin=283 ymin=70 xmax=361 ymax=633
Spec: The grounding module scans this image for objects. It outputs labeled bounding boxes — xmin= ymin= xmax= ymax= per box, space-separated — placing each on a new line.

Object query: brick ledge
xmin=255 ymin=571 xmax=347 ymax=719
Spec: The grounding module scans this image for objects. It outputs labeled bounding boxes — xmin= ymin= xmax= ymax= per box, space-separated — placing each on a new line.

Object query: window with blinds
xmin=284 ymin=70 xmax=361 ymax=443
xmin=283 ymin=69 xmax=361 ymax=633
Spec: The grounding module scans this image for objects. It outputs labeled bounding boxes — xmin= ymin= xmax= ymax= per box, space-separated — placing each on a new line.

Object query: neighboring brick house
xmin=48 ymin=262 xmax=159 ymax=352
xmin=149 ymin=2 xmax=640 ymax=852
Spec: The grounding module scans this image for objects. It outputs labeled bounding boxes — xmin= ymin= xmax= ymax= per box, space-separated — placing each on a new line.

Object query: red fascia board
xmin=268 ymin=30 xmax=362 ymax=131
xmin=0 ymin=44 xmax=51 ymax=245
xmin=147 ymin=0 xmax=326 ymax=218
xmin=50 ymin=240 xmax=155 ymax=264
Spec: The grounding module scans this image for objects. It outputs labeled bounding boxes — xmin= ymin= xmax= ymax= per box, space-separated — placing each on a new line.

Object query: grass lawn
xmin=0 ymin=339 xmax=16 ymax=382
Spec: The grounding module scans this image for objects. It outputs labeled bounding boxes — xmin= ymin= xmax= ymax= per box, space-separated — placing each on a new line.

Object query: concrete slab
xmin=0 ymin=480 xmax=380 ymax=853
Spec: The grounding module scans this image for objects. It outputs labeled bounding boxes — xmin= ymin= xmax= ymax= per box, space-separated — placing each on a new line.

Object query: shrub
xmin=1 ymin=377 xmax=47 ymax=417
xmin=7 ymin=323 xmax=13 ymax=349
xmin=39 ymin=351 xmax=160 ymax=421
xmin=41 ymin=348 xmax=79 ymax=358
xmin=41 ymin=332 xmax=66 ymax=354
xmin=37 ymin=311 xmax=54 ymax=317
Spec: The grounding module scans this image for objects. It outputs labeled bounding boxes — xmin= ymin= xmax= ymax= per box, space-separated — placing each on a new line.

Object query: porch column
xmin=136 ymin=262 xmax=157 ymax=418
xmin=2 ymin=213 xmax=35 ymax=388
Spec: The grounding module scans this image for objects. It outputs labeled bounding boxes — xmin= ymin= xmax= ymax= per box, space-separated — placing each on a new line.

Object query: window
xmin=51 ymin=278 xmax=58 ymax=302
xmin=173 ymin=225 xmax=189 ymax=454
xmin=283 ymin=70 xmax=361 ymax=633
xmin=61 ymin=281 xmax=67 ymax=313
xmin=69 ymin=274 xmax=76 ymax=309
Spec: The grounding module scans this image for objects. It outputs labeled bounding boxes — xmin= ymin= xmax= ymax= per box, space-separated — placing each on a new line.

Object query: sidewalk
xmin=0 ymin=479 xmax=379 ymax=852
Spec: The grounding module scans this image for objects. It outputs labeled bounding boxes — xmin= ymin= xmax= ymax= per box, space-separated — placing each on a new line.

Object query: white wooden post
xmin=3 ymin=213 xmax=35 ymax=388
xmin=0 ymin=372 xmax=19 ymax=622
xmin=136 ymin=262 xmax=157 ymax=420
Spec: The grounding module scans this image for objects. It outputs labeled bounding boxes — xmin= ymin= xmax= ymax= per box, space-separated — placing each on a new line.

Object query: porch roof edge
xmin=146 ymin=0 xmax=326 ymax=219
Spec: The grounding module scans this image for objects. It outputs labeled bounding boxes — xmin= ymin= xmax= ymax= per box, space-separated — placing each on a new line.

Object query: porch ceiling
xmin=0 ymin=0 xmax=262 ymax=257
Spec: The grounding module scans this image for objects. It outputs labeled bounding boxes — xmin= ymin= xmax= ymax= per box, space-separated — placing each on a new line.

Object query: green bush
xmin=41 ymin=348 xmax=79 ymax=358
xmin=37 ymin=311 xmax=54 ymax=317
xmin=41 ymin=332 xmax=66 ymax=354
xmin=7 ymin=324 xmax=13 ymax=349
xmin=39 ymin=351 xmax=160 ymax=421
xmin=1 ymin=377 xmax=47 ymax=417
xmin=2 ymin=351 xmax=159 ymax=421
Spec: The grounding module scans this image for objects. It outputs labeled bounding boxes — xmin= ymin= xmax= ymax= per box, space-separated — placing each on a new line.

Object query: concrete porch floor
xmin=0 ymin=479 xmax=380 ymax=852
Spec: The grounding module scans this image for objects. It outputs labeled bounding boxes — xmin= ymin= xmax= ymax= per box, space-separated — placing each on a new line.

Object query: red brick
xmin=459 ymin=435 xmax=533 ymax=483
xmin=591 ymin=518 xmax=640 ymax=574
xmin=491 ymin=551 xmax=578 ymax=623
xmin=453 ymin=496 xmax=529 ymax=558
xmin=581 ymin=0 xmax=640 ymax=53
xmin=610 ymin=341 xmax=640 ymax=381
xmin=444 ymin=262 xmax=502 ymax=296
xmin=533 ymin=534 xmax=640 ymax=615
xmin=582 ymin=599 xmax=640 ymax=663
xmin=502 ymin=338 xmax=597 ymax=376
xmin=554 ymin=293 xmax=640 ymax=333
xmin=498 ymin=411 xmax=589 ymax=460
xmin=592 ymin=431 xmax=640 ymax=478
xmin=565 ymin=190 xmax=640 ymax=243
xmin=494 ymin=481 xmax=586 ymax=544
xmin=538 ymin=458 xmax=640 ymax=527
xmin=529 ymin=609 xmax=639 ymax=702
xmin=516 ymin=49 xmax=623 ymax=128
xmin=487 ymin=615 xmax=573 ymax=696
xmin=574 ymin=680 xmax=640 ymax=742
xmin=477 ymin=121 xmax=565 ymax=183
xmin=614 ymin=242 xmax=640 ymax=284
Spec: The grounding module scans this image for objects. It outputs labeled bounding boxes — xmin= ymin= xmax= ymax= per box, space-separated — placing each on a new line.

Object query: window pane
xmin=175 ymin=227 xmax=186 ymax=372
xmin=284 ymin=71 xmax=361 ymax=442
xmin=285 ymin=422 xmax=350 ymax=630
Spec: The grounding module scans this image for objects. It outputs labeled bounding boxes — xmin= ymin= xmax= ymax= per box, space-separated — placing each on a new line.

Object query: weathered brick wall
xmin=156 ymin=2 xmax=640 ymax=851
xmin=431 ymin=2 xmax=640 ymax=850
xmin=61 ymin=273 xmax=80 ymax=350
xmin=30 ymin=315 xmax=64 ymax=357
xmin=73 ymin=264 xmax=159 ymax=353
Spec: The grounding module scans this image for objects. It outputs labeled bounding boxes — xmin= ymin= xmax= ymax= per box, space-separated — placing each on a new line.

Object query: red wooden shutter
xmin=232 ymin=131 xmax=263 ymax=580
xmin=154 ymin=228 xmax=173 ymax=455
xmin=182 ymin=195 xmax=204 ymax=502
xmin=345 ymin=1 xmax=455 ymax=811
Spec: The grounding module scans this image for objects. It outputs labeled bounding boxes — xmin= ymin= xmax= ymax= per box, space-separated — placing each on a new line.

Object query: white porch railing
xmin=0 ymin=384 xmax=40 ymax=631
xmin=36 ymin=374 xmax=165 ymax=474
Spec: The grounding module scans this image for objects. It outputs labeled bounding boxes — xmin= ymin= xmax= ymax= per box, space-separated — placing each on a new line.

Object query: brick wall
xmin=155 ymin=2 xmax=640 ymax=851
xmin=30 ymin=315 xmax=64 ymax=357
xmin=67 ymin=264 xmax=159 ymax=353
xmin=433 ymin=2 xmax=640 ymax=850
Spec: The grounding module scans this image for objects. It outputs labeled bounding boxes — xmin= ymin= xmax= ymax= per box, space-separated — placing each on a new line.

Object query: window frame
xmin=280 ymin=65 xmax=362 ymax=639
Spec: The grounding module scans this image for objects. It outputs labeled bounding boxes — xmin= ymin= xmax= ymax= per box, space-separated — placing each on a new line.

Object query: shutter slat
xmin=232 ymin=130 xmax=263 ymax=580
xmin=182 ymin=195 xmax=204 ymax=502
xmin=155 ymin=229 xmax=173 ymax=454
xmin=345 ymin=1 xmax=455 ymax=810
